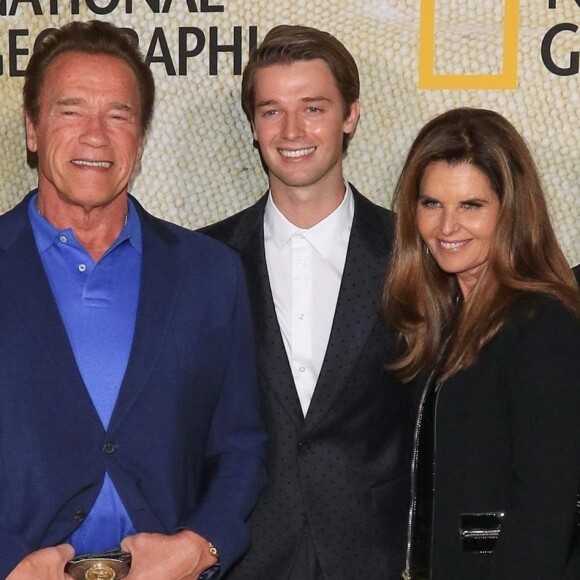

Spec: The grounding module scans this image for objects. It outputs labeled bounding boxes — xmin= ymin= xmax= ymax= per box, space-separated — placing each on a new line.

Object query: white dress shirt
xmin=264 ymin=185 xmax=355 ymax=416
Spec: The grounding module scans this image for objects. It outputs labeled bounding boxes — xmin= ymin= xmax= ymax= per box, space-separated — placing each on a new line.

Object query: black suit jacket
xmin=427 ymin=295 xmax=580 ymax=580
xmin=202 ymin=187 xmax=413 ymax=580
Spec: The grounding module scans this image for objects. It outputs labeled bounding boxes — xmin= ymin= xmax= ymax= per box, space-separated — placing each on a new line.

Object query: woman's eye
xmin=461 ymin=201 xmax=483 ymax=210
xmin=420 ymin=198 xmax=439 ymax=209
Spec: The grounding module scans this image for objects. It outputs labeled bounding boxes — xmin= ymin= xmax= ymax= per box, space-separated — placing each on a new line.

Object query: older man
xmin=0 ymin=20 xmax=266 ymax=580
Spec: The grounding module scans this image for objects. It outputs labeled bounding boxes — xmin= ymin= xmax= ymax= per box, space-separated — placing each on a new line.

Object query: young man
xmin=0 ymin=20 xmax=266 ymax=579
xmin=202 ymin=25 xmax=413 ymax=580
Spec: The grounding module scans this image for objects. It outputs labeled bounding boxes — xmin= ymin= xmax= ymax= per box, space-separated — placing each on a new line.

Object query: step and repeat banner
xmin=0 ymin=0 xmax=578 ymax=263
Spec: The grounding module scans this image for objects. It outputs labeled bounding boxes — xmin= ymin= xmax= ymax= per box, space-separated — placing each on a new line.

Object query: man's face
xmin=26 ymin=51 xmax=144 ymax=212
xmin=251 ymin=59 xmax=359 ymax=197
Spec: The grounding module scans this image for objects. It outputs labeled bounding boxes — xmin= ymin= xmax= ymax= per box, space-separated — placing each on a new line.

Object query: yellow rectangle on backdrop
xmin=419 ymin=0 xmax=520 ymax=89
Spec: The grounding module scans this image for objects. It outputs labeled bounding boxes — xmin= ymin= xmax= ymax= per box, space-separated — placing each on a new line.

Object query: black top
xmin=411 ymin=294 xmax=580 ymax=580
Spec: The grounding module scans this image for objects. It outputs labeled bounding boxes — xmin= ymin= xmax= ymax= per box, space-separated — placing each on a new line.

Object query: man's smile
xmin=278 ymin=147 xmax=316 ymax=158
xmin=71 ymin=159 xmax=112 ymax=168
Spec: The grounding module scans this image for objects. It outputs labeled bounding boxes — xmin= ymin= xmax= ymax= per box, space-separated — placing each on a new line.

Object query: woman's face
xmin=417 ymin=161 xmax=500 ymax=299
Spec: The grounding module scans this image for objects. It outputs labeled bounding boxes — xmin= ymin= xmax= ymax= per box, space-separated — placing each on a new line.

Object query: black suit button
xmin=73 ymin=511 xmax=86 ymax=522
xmin=297 ymin=442 xmax=311 ymax=455
xmin=103 ymin=441 xmax=116 ymax=454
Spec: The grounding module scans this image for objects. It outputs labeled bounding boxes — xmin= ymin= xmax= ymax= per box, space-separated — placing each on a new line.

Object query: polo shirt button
xmin=297 ymin=442 xmax=311 ymax=455
xmin=59 ymin=235 xmax=68 ymax=243
xmin=103 ymin=441 xmax=116 ymax=454
xmin=73 ymin=510 xmax=86 ymax=522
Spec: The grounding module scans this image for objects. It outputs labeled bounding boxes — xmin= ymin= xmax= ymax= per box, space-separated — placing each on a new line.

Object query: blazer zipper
xmin=402 ymin=369 xmax=433 ymax=580
xmin=428 ymin=381 xmax=443 ymax=574
xmin=402 ymin=336 xmax=451 ymax=580
xmin=460 ymin=528 xmax=501 ymax=541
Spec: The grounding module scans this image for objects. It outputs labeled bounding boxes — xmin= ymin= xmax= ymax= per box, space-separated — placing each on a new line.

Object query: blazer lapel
xmin=303 ymin=190 xmax=392 ymax=430
xmin=107 ymin=203 xmax=184 ymax=431
xmin=0 ymin=201 xmax=103 ymax=427
xmin=232 ymin=199 xmax=304 ymax=426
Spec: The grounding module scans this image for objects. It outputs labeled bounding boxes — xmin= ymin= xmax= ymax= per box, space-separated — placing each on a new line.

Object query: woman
xmin=383 ymin=107 xmax=580 ymax=579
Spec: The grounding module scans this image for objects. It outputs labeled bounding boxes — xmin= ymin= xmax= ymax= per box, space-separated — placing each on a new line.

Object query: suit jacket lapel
xmin=0 ymin=199 xmax=102 ymax=427
xmin=231 ymin=197 xmax=304 ymax=426
xmin=303 ymin=190 xmax=392 ymax=430
xmin=108 ymin=202 xmax=184 ymax=431
xmin=0 ymin=197 xmax=189 ymax=433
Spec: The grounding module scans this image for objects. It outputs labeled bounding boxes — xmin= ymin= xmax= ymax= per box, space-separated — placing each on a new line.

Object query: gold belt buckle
xmin=65 ymin=550 xmax=131 ymax=580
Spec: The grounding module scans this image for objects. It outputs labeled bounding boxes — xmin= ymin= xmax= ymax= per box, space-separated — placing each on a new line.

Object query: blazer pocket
xmin=460 ymin=511 xmax=506 ymax=553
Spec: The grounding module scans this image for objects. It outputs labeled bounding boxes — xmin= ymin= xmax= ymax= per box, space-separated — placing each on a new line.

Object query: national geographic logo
xmin=419 ymin=0 xmax=579 ymax=90
xmin=0 ymin=0 xmax=258 ymax=77
xmin=419 ymin=0 xmax=519 ymax=90
xmin=542 ymin=0 xmax=580 ymax=76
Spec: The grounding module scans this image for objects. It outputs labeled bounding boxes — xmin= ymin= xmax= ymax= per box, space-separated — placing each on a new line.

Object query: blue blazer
xmin=0 ymin=193 xmax=267 ymax=577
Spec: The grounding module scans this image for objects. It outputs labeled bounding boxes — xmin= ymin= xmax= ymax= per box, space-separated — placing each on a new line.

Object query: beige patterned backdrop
xmin=0 ymin=0 xmax=578 ymax=264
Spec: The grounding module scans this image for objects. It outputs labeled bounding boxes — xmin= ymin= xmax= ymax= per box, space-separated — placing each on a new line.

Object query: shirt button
xmin=298 ymin=366 xmax=306 ymax=373
xmin=78 ymin=264 xmax=86 ymax=272
xmin=59 ymin=235 xmax=68 ymax=243
xmin=73 ymin=511 xmax=86 ymax=522
xmin=297 ymin=442 xmax=311 ymax=455
xmin=298 ymin=313 xmax=305 ymax=320
xmin=103 ymin=441 xmax=116 ymax=454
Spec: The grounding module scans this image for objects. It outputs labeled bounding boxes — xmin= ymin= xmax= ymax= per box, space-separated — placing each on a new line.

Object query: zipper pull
xmin=402 ymin=571 xmax=412 ymax=580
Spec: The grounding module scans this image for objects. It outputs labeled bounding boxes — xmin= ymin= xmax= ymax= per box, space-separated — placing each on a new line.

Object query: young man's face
xmin=26 ymin=51 xmax=144 ymax=212
xmin=251 ymin=59 xmax=359 ymax=197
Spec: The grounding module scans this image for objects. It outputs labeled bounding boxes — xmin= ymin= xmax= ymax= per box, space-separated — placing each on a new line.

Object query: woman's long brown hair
xmin=383 ymin=108 xmax=579 ymax=382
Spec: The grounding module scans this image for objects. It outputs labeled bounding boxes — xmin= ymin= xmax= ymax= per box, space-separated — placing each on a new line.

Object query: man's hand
xmin=6 ymin=544 xmax=75 ymax=579
xmin=121 ymin=530 xmax=218 ymax=580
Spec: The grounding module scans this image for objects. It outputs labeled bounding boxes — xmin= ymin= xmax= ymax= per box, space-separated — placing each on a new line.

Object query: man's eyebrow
xmin=54 ymin=97 xmax=85 ymax=106
xmin=54 ymin=98 xmax=136 ymax=114
xmin=301 ymin=96 xmax=331 ymax=104
xmin=255 ymin=99 xmax=278 ymax=109
xmin=255 ymin=95 xmax=332 ymax=108
xmin=109 ymin=102 xmax=137 ymax=114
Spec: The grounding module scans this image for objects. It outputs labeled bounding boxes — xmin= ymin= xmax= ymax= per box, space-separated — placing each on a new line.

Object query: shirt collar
xmin=264 ymin=182 xmax=354 ymax=257
xmin=27 ymin=191 xmax=142 ymax=255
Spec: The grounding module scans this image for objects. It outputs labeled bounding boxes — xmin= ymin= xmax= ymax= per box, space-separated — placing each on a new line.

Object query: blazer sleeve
xmin=185 ymin=255 xmax=268 ymax=574
xmin=0 ymin=532 xmax=34 ymax=578
xmin=487 ymin=299 xmax=580 ymax=579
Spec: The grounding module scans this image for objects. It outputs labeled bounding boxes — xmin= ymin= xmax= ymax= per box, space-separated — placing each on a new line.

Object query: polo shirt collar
xmin=28 ymin=191 xmax=142 ymax=255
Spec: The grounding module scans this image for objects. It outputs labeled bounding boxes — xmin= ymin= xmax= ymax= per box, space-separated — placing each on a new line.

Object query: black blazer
xmin=202 ymin=187 xmax=414 ymax=580
xmin=426 ymin=295 xmax=580 ymax=580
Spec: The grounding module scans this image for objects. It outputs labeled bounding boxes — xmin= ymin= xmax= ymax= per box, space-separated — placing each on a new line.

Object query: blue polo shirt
xmin=28 ymin=192 xmax=141 ymax=554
